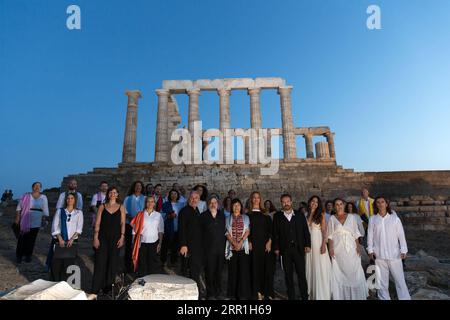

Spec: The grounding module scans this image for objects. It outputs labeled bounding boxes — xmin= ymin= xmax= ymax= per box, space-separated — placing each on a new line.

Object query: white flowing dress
xmin=327 ymin=214 xmax=368 ymax=300
xmin=305 ymin=221 xmax=332 ymax=300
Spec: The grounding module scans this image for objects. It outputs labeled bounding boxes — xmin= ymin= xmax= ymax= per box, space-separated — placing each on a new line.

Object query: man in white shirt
xmin=90 ymin=181 xmax=108 ymax=229
xmin=367 ymin=196 xmax=410 ymax=300
xmin=56 ymin=179 xmax=83 ymax=210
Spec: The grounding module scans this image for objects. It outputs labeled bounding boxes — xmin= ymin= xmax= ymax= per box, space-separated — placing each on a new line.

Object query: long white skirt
xmin=306 ymin=223 xmax=332 ymax=300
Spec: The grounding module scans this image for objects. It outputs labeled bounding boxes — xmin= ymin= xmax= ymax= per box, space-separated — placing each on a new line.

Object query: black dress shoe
xmin=24 ymin=256 xmax=32 ymax=263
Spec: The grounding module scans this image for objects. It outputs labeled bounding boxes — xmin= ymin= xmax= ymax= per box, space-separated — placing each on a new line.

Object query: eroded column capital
xmin=278 ymin=85 xmax=293 ymax=96
xmin=247 ymin=87 xmax=261 ymax=96
xmin=217 ymin=88 xmax=231 ymax=97
xmin=155 ymin=89 xmax=170 ymax=97
xmin=187 ymin=88 xmax=201 ymax=96
xmin=125 ymin=90 xmax=142 ymax=106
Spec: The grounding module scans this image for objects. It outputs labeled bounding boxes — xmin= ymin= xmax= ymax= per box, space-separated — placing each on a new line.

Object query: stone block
xmin=127 ymin=274 xmax=198 ymax=300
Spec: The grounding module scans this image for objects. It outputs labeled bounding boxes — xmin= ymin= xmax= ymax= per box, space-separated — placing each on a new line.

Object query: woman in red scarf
xmin=130 ymin=196 xmax=164 ymax=277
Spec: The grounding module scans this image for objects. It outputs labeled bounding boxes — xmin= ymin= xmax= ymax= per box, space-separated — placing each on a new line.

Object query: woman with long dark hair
xmin=367 ymin=196 xmax=410 ymax=300
xmin=305 ymin=195 xmax=331 ymax=300
xmin=90 ymin=187 xmax=126 ymax=299
xmin=248 ymin=191 xmax=272 ymax=300
xmin=327 ymin=198 xmax=368 ymax=300
xmin=50 ymin=193 xmax=83 ymax=281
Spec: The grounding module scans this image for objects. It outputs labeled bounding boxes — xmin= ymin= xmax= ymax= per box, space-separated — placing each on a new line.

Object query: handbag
xmin=53 ymin=242 xmax=78 ymax=259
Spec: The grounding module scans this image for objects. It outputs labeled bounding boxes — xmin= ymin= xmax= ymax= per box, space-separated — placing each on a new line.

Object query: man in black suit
xmin=273 ymin=193 xmax=311 ymax=300
xmin=178 ymin=190 xmax=205 ymax=298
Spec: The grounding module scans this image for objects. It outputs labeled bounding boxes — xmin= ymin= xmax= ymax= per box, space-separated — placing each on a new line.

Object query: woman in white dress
xmin=305 ymin=196 xmax=332 ymax=300
xmin=328 ymin=198 xmax=368 ymax=300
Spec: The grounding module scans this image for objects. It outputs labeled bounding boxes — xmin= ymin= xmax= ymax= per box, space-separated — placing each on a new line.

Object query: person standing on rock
xmin=15 ymin=182 xmax=49 ymax=263
xmin=130 ymin=196 xmax=164 ymax=277
xmin=225 ymin=198 xmax=251 ymax=300
xmin=178 ymin=190 xmax=205 ymax=298
xmin=56 ymin=179 xmax=83 ymax=210
xmin=90 ymin=181 xmax=108 ymax=230
xmin=328 ymin=198 xmax=368 ymax=300
xmin=367 ymin=196 xmax=410 ymax=300
xmin=248 ymin=191 xmax=273 ymax=300
xmin=50 ymin=193 xmax=83 ymax=281
xmin=123 ymin=181 xmax=146 ymax=273
xmin=91 ymin=186 xmax=126 ymax=298
xmin=201 ymin=195 xmax=226 ymax=300
xmin=272 ymin=194 xmax=311 ymax=300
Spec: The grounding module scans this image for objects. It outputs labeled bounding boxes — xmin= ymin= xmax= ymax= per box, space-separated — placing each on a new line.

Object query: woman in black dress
xmin=90 ymin=186 xmax=126 ymax=298
xmin=248 ymin=191 xmax=273 ymax=300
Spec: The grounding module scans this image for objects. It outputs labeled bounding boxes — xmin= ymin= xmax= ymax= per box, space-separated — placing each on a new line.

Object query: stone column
xmin=155 ymin=89 xmax=170 ymax=162
xmin=315 ymin=141 xmax=330 ymax=159
xmin=325 ymin=132 xmax=336 ymax=158
xmin=304 ymin=133 xmax=314 ymax=159
xmin=122 ymin=90 xmax=141 ymax=163
xmin=248 ymin=87 xmax=262 ymax=128
xmin=248 ymin=87 xmax=262 ymax=164
xmin=218 ymin=89 xmax=232 ymax=163
xmin=278 ymin=86 xmax=297 ymax=160
xmin=187 ymin=89 xmax=201 ymax=162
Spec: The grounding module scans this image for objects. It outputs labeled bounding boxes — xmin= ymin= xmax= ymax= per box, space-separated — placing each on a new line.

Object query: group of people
xmin=1 ymin=189 xmax=14 ymax=202
xmin=13 ymin=179 xmax=411 ymax=301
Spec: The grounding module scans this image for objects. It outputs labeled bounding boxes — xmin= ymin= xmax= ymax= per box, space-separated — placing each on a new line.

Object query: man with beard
xmin=272 ymin=193 xmax=311 ymax=300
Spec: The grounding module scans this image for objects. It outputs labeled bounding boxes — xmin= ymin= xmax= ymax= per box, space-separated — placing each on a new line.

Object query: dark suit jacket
xmin=272 ymin=210 xmax=311 ymax=255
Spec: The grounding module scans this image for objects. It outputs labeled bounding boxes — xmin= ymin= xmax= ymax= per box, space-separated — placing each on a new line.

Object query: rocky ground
xmin=1 ymin=202 xmax=449 ymax=300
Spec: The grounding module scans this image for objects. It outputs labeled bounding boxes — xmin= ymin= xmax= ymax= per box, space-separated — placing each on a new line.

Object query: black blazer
xmin=272 ymin=210 xmax=311 ymax=255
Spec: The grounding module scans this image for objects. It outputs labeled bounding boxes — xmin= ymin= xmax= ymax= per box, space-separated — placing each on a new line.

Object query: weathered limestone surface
xmin=127 ymin=274 xmax=198 ymax=300
xmin=1 ymin=280 xmax=87 ymax=300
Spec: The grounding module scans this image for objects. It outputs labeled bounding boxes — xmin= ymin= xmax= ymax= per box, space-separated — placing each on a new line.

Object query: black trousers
xmin=181 ymin=248 xmax=204 ymax=296
xmin=251 ymin=248 xmax=274 ymax=298
xmin=265 ymin=251 xmax=276 ymax=298
xmin=227 ymin=250 xmax=251 ymax=300
xmin=205 ymin=253 xmax=224 ymax=298
xmin=16 ymin=227 xmax=39 ymax=259
xmin=91 ymin=238 xmax=121 ymax=294
xmin=51 ymin=257 xmax=76 ymax=282
xmin=137 ymin=242 xmax=161 ymax=277
xmin=124 ymin=224 xmax=133 ymax=273
xmin=160 ymin=232 xmax=179 ymax=265
xmin=282 ymin=246 xmax=308 ymax=300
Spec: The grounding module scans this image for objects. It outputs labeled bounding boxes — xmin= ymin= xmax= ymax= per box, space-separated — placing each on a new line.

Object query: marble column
xmin=315 ymin=141 xmax=330 ymax=159
xmin=122 ymin=90 xmax=141 ymax=163
xmin=248 ymin=87 xmax=262 ymax=163
xmin=155 ymin=89 xmax=170 ymax=162
xmin=218 ymin=89 xmax=231 ymax=163
xmin=248 ymin=87 xmax=262 ymax=128
xmin=304 ymin=133 xmax=314 ymax=159
xmin=325 ymin=132 xmax=336 ymax=158
xmin=278 ymin=86 xmax=297 ymax=160
xmin=187 ymin=89 xmax=201 ymax=162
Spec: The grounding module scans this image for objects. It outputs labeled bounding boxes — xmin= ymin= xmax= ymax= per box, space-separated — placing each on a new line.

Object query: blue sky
xmin=1 ymin=0 xmax=450 ymax=196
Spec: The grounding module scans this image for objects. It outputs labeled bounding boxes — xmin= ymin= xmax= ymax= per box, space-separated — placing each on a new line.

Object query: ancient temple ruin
xmin=121 ymin=78 xmax=335 ymax=166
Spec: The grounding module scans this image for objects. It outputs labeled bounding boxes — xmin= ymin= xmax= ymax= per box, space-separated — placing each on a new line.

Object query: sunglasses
xmin=67 ymin=214 xmax=72 ymax=222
